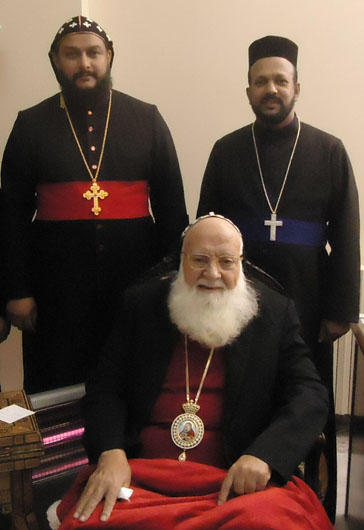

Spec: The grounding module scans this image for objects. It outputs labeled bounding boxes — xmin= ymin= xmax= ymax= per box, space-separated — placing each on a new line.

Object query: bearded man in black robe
xmin=47 ymin=214 xmax=331 ymax=530
xmin=197 ymin=35 xmax=360 ymax=522
xmin=1 ymin=16 xmax=187 ymax=394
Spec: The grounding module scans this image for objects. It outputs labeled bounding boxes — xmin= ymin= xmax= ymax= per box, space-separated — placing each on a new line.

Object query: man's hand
xmin=74 ymin=449 xmax=131 ymax=522
xmin=0 ymin=316 xmax=10 ymax=343
xmin=6 ymin=297 xmax=37 ymax=332
xmin=318 ymin=319 xmax=350 ymax=344
xmin=218 ymin=454 xmax=271 ymax=505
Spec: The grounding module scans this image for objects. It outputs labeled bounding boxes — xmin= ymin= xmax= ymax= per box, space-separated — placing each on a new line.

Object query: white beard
xmin=168 ymin=270 xmax=259 ymax=348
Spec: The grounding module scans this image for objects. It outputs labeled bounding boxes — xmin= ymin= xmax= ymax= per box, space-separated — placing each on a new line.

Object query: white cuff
xmin=47 ymin=500 xmax=62 ymax=530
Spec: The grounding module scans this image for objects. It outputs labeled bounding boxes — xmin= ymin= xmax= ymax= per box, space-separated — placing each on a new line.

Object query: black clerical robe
xmin=1 ymin=90 xmax=188 ymax=393
xmin=0 ymin=191 xmax=8 ymax=319
xmin=197 ymin=118 xmax=360 ymax=355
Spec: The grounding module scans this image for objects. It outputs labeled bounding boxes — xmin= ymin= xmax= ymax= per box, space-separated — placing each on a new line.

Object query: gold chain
xmin=61 ymin=90 xmax=112 ymax=183
xmin=251 ymin=116 xmax=301 ymax=214
xmin=184 ymin=334 xmax=215 ymax=405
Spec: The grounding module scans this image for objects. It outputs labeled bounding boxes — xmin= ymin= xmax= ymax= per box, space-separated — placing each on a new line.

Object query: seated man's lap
xmin=52 ymin=460 xmax=333 ymax=530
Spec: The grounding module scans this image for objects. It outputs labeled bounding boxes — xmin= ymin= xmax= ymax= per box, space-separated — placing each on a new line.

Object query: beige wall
xmin=0 ymin=0 xmax=363 ymax=389
xmin=0 ymin=0 xmax=83 ymax=390
xmin=86 ymin=0 xmax=364 ymax=217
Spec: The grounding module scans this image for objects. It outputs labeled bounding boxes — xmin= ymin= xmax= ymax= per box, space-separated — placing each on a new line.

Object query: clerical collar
xmin=254 ymin=114 xmax=299 ymax=142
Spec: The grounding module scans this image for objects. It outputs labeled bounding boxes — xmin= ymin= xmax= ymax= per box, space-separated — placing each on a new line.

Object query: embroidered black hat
xmin=49 ymin=15 xmax=114 ymax=66
xmin=248 ymin=36 xmax=298 ymax=68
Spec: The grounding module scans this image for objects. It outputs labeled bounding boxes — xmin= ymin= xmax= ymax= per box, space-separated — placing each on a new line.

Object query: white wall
xmin=0 ymin=0 xmax=363 ymax=389
xmin=86 ymin=0 xmax=364 ymax=217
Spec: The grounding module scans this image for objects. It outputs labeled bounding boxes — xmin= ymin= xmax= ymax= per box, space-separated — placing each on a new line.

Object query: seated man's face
xmin=182 ymin=218 xmax=242 ymax=292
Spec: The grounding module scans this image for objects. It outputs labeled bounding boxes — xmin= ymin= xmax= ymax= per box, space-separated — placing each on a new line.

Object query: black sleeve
xmin=0 ymin=191 xmax=8 ymax=317
xmin=324 ymin=140 xmax=360 ymax=323
xmin=242 ymin=299 xmax=329 ymax=482
xmin=1 ymin=112 xmax=37 ymax=300
xmin=82 ymin=293 xmax=133 ymax=462
xmin=149 ymin=106 xmax=188 ymax=258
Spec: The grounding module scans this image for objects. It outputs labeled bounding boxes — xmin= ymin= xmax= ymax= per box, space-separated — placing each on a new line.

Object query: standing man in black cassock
xmin=197 ymin=35 xmax=360 ymax=522
xmin=1 ymin=16 xmax=188 ymax=394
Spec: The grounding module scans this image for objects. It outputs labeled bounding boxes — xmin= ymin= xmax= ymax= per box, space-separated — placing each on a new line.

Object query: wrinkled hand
xmin=218 ymin=455 xmax=271 ymax=504
xmin=74 ymin=449 xmax=131 ymax=522
xmin=6 ymin=297 xmax=37 ymax=332
xmin=0 ymin=316 xmax=10 ymax=343
xmin=318 ymin=319 xmax=350 ymax=344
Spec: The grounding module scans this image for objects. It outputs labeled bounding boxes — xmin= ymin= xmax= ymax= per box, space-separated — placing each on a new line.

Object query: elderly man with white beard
xmin=48 ymin=213 xmax=333 ymax=530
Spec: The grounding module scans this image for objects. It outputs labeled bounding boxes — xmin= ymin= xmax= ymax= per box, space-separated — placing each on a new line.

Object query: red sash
xmin=36 ymin=181 xmax=150 ymax=220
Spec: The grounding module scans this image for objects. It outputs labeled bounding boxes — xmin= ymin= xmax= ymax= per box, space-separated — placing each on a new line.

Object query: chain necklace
xmin=251 ymin=116 xmax=301 ymax=241
xmin=60 ymin=90 xmax=112 ymax=216
xmin=171 ymin=335 xmax=215 ymax=461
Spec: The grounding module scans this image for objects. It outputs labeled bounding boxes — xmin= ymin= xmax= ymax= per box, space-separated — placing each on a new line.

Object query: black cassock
xmin=198 ymin=117 xmax=360 ymax=359
xmin=0 ymin=192 xmax=7 ymax=319
xmin=1 ymin=90 xmax=188 ymax=393
xmin=197 ymin=116 xmax=360 ymax=520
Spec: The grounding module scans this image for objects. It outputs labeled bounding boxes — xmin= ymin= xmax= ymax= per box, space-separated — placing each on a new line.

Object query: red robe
xmin=53 ymin=338 xmax=333 ymax=529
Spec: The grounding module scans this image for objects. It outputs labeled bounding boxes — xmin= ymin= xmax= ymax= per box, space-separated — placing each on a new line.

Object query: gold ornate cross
xmin=83 ymin=181 xmax=108 ymax=216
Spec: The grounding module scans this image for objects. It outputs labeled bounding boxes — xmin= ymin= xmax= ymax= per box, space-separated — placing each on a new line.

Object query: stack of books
xmin=0 ymin=390 xmax=44 ymax=515
xmin=30 ymin=384 xmax=87 ymax=483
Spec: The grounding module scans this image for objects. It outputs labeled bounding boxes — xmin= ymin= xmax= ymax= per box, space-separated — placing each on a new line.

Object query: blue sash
xmin=236 ymin=217 xmax=327 ymax=247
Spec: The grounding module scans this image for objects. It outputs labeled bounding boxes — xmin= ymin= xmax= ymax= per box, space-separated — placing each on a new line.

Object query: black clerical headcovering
xmin=49 ymin=15 xmax=114 ymax=66
xmin=248 ymin=36 xmax=298 ymax=67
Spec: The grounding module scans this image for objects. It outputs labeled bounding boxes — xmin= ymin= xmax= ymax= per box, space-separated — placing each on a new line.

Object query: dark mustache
xmin=73 ymin=71 xmax=98 ymax=81
xmin=261 ymin=94 xmax=282 ymax=104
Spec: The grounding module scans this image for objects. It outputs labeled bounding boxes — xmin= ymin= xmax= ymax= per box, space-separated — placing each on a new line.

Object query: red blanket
xmin=56 ymin=459 xmax=333 ymax=529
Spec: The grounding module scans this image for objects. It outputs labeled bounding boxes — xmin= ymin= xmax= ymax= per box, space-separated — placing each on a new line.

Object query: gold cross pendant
xmin=83 ymin=181 xmax=108 ymax=216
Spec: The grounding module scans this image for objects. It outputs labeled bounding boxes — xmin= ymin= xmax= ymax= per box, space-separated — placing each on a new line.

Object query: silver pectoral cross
xmin=264 ymin=213 xmax=283 ymax=241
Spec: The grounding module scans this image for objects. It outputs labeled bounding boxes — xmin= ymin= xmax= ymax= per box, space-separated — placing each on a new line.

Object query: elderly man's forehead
xmin=183 ymin=217 xmax=242 ymax=250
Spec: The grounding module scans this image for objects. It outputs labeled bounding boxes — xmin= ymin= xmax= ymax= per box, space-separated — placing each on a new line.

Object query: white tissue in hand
xmin=117 ymin=487 xmax=133 ymax=500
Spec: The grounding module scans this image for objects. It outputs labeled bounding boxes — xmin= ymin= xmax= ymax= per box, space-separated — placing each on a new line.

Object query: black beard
xmin=58 ymin=69 xmax=112 ymax=109
xmin=251 ymin=94 xmax=295 ymax=126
